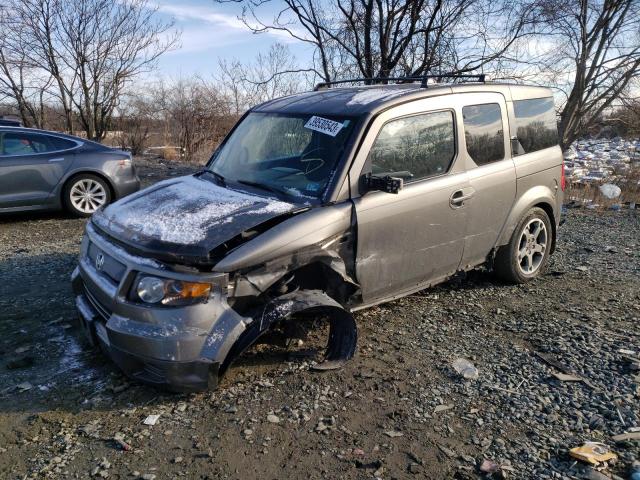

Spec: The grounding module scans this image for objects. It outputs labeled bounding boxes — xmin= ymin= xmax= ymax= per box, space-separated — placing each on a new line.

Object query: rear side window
xmin=368 ymin=110 xmax=456 ymax=182
xmin=47 ymin=135 xmax=77 ymax=151
xmin=462 ymin=103 xmax=505 ymax=166
xmin=513 ymin=97 xmax=558 ymax=154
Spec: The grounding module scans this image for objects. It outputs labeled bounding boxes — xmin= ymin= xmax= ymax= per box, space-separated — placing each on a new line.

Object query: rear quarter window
xmin=513 ymin=97 xmax=558 ymax=154
xmin=47 ymin=135 xmax=77 ymax=151
xmin=462 ymin=103 xmax=505 ymax=166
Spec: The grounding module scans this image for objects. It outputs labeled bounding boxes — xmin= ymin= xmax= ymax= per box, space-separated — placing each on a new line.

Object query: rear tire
xmin=63 ymin=174 xmax=112 ymax=217
xmin=494 ymin=207 xmax=552 ymax=284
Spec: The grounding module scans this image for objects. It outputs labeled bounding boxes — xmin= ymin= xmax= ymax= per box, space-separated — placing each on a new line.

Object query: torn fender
xmin=217 ymin=289 xmax=358 ymax=374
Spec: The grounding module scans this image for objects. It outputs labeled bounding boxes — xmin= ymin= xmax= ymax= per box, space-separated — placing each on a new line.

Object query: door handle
xmin=48 ymin=157 xmax=65 ymax=163
xmin=450 ymin=190 xmax=474 ymax=208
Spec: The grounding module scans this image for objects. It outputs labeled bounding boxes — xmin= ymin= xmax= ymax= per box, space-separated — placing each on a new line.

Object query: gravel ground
xmin=0 ymin=158 xmax=638 ymax=480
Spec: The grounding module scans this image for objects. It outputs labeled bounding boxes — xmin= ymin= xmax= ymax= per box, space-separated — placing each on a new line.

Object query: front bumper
xmin=71 ymin=224 xmax=249 ymax=392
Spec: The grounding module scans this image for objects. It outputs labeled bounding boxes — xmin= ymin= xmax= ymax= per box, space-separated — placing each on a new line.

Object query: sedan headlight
xmin=133 ymin=275 xmax=212 ymax=306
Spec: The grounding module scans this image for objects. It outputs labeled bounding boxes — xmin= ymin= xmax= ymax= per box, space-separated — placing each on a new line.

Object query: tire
xmin=63 ymin=174 xmax=112 ymax=217
xmin=494 ymin=207 xmax=552 ymax=284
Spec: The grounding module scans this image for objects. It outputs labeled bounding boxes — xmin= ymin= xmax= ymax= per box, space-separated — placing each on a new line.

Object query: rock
xmin=434 ymin=404 xmax=454 ymax=413
xmin=6 ymin=356 xmax=35 ymax=370
xmin=266 ymin=414 xmax=280 ymax=424
xmin=582 ymin=467 xmax=612 ymax=480
xmin=480 ymin=459 xmax=500 ymax=473
xmin=172 ymin=456 xmax=183 ymax=464
xmin=384 ymin=430 xmax=404 ymax=438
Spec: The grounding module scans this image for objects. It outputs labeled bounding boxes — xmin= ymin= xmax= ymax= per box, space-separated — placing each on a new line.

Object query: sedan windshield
xmin=209 ymin=112 xmax=356 ymax=200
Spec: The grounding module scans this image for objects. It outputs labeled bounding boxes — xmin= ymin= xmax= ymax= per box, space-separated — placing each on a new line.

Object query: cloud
xmin=153 ymin=1 xmax=301 ymax=54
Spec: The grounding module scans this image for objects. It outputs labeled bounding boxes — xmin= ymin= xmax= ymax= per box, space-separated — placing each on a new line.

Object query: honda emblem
xmin=95 ymin=253 xmax=105 ymax=271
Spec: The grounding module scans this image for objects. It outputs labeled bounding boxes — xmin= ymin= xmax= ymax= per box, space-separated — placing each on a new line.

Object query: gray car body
xmin=0 ymin=127 xmax=140 ymax=213
xmin=72 ymin=82 xmax=563 ymax=391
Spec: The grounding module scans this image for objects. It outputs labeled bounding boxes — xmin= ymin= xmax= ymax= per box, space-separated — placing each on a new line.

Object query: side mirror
xmin=367 ymin=174 xmax=404 ymax=194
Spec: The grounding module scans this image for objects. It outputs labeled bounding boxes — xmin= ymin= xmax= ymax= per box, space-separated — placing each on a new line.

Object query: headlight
xmin=134 ymin=275 xmax=212 ymax=306
xmin=137 ymin=276 xmax=166 ymax=303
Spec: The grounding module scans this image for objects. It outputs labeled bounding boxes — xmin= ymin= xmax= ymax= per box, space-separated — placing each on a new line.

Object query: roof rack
xmin=314 ymin=74 xmax=486 ymax=91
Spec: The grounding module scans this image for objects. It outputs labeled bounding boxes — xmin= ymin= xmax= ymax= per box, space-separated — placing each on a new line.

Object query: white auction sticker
xmin=304 ymin=116 xmax=344 ymax=137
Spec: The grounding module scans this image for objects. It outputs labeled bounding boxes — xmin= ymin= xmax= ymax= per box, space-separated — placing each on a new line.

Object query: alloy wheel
xmin=69 ymin=178 xmax=107 ymax=214
xmin=516 ymin=218 xmax=547 ymax=275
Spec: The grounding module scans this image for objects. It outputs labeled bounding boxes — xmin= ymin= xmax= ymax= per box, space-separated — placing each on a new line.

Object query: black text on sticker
xmin=304 ymin=116 xmax=344 ymax=137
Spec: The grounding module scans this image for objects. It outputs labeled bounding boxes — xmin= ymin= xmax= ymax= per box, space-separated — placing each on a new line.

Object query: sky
xmin=152 ymin=0 xmax=312 ymax=78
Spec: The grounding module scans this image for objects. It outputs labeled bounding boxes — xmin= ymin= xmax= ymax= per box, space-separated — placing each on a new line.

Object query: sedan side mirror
xmin=367 ymin=174 xmax=404 ymax=194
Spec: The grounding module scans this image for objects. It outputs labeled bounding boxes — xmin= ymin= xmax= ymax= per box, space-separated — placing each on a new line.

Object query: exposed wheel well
xmin=533 ymin=202 xmax=557 ymax=253
xmin=61 ymin=172 xmax=116 ymax=203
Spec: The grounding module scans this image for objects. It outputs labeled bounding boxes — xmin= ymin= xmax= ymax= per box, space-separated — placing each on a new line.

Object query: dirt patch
xmin=0 ymin=160 xmax=638 ymax=479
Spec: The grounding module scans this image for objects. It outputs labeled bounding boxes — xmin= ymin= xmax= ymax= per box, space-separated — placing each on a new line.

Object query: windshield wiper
xmin=236 ymin=179 xmax=290 ymax=197
xmin=202 ymin=168 xmax=226 ymax=186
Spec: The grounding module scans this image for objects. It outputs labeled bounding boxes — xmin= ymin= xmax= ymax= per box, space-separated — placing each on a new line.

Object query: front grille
xmin=87 ymin=242 xmax=126 ymax=284
xmin=83 ymin=285 xmax=112 ymax=321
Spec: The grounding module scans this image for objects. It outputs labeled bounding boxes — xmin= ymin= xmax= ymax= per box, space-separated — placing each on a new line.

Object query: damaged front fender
xmin=218 ymin=289 xmax=358 ymax=374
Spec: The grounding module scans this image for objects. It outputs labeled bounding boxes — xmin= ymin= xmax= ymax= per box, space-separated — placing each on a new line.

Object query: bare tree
xmin=217 ymin=43 xmax=312 ymax=114
xmin=0 ymin=0 xmax=178 ymax=140
xmin=147 ymin=78 xmax=236 ymax=162
xmin=543 ymin=0 xmax=640 ymax=148
xmin=218 ymin=0 xmax=546 ymax=82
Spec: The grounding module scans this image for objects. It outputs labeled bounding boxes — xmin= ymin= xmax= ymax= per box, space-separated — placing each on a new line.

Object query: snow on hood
xmin=93 ymin=175 xmax=296 ymax=254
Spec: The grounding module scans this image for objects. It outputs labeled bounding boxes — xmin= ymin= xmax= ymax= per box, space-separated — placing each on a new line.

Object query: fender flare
xmin=496 ymin=185 xmax=557 ymax=248
xmin=220 ymin=289 xmax=358 ymax=374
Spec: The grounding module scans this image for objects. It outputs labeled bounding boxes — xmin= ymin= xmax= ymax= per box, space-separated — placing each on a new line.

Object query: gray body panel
xmin=0 ymin=127 xmax=140 ymax=213
xmin=72 ymin=81 xmax=564 ymax=391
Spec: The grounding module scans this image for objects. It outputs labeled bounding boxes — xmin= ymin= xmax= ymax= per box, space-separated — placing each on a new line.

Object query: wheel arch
xmin=60 ymin=170 xmax=116 ymax=204
xmin=496 ymin=185 xmax=558 ymax=252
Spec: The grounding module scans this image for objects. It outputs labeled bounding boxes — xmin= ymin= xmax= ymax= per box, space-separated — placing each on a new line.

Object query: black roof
xmin=253 ymin=84 xmax=435 ymax=116
xmin=0 ymin=118 xmax=21 ymax=127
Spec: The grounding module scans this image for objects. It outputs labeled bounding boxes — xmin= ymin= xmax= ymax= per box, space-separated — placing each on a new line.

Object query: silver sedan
xmin=0 ymin=127 xmax=140 ymax=217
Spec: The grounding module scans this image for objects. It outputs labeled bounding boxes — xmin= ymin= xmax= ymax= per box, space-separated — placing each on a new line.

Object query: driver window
xmin=368 ymin=110 xmax=456 ymax=182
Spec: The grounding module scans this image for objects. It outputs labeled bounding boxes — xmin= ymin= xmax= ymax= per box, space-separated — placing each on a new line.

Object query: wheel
xmin=63 ymin=174 xmax=112 ymax=217
xmin=494 ymin=207 xmax=552 ymax=283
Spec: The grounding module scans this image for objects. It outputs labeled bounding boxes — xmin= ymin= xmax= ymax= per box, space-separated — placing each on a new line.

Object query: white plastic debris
xmin=143 ymin=414 xmax=160 ymax=426
xmin=599 ymin=183 xmax=621 ymax=199
xmin=452 ymin=358 xmax=479 ymax=380
xmin=16 ymin=382 xmax=33 ymax=392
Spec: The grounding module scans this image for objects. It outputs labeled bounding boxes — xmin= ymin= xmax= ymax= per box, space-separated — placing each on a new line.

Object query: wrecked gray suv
xmin=72 ymin=77 xmax=564 ymax=391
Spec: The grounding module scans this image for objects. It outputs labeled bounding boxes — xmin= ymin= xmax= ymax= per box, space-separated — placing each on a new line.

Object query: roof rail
xmin=314 ymin=74 xmax=486 ymax=91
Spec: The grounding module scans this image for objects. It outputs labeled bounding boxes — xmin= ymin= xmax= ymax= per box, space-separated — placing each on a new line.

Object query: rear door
xmin=458 ymin=93 xmax=516 ymax=268
xmin=350 ymin=95 xmax=471 ymax=304
xmin=0 ymin=130 xmax=77 ymax=208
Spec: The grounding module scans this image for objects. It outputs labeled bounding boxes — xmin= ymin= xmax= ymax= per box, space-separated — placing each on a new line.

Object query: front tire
xmin=494 ymin=207 xmax=552 ymax=283
xmin=63 ymin=174 xmax=112 ymax=217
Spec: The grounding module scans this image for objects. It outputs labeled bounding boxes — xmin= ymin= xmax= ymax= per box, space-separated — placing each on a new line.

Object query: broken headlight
xmin=133 ymin=275 xmax=212 ymax=306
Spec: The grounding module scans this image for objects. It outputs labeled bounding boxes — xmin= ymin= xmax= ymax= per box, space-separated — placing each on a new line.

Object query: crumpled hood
xmin=92 ymin=174 xmax=298 ymax=262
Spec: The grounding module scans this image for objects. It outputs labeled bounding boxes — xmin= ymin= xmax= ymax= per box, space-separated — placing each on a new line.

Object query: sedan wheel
xmin=64 ymin=174 xmax=112 ymax=217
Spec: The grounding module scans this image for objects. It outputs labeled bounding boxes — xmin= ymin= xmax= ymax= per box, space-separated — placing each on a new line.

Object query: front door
xmin=350 ymin=97 xmax=471 ymax=304
xmin=0 ymin=131 xmax=73 ymax=208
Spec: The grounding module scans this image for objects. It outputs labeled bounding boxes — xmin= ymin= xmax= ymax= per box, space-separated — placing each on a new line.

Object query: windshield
xmin=208 ymin=112 xmax=356 ymax=200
